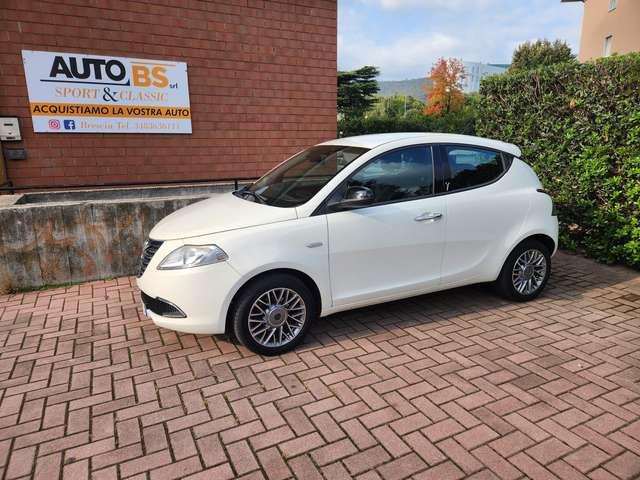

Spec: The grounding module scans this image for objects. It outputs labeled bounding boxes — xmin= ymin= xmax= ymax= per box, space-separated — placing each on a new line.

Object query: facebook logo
xmin=63 ymin=120 xmax=76 ymax=130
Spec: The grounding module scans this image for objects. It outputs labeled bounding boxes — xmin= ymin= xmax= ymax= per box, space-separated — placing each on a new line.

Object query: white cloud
xmin=339 ymin=32 xmax=463 ymax=79
xmin=338 ymin=0 xmax=583 ymax=80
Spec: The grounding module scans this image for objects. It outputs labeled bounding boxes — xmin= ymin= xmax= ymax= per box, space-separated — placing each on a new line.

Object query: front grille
xmin=141 ymin=291 xmax=186 ymax=318
xmin=137 ymin=239 xmax=163 ymax=277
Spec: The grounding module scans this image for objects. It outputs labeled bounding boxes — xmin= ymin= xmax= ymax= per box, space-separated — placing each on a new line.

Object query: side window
xmin=443 ymin=145 xmax=503 ymax=192
xmin=347 ymin=146 xmax=433 ymax=204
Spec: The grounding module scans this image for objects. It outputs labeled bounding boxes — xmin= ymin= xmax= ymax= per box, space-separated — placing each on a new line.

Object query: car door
xmin=325 ymin=145 xmax=446 ymax=307
xmin=436 ymin=144 xmax=527 ymax=285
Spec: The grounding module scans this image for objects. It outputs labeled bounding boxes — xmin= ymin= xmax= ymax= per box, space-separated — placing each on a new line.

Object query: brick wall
xmin=0 ymin=0 xmax=337 ymax=187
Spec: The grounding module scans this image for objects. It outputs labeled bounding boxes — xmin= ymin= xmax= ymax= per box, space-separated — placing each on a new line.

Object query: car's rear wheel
xmin=231 ymin=273 xmax=316 ymax=355
xmin=496 ymin=239 xmax=551 ymax=301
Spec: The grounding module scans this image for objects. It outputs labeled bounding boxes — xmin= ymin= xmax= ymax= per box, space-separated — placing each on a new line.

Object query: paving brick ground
xmin=1 ymin=251 xmax=640 ymax=480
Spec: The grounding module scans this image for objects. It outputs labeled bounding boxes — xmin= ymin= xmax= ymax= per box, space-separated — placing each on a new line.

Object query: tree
xmin=368 ymin=94 xmax=425 ymax=119
xmin=424 ymin=58 xmax=466 ymax=116
xmin=337 ymin=66 xmax=380 ymax=118
xmin=510 ymin=39 xmax=575 ymax=71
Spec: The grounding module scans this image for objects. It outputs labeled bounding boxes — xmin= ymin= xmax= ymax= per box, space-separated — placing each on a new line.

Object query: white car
xmin=137 ymin=133 xmax=558 ymax=355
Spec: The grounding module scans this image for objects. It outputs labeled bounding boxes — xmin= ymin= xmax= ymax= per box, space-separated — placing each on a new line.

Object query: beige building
xmin=563 ymin=0 xmax=640 ymax=60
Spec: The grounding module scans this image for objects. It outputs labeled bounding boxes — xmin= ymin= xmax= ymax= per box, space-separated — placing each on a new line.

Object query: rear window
xmin=443 ymin=146 xmax=504 ymax=192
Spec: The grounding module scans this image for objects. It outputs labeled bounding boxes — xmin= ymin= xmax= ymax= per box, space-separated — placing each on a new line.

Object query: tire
xmin=495 ymin=239 xmax=551 ymax=301
xmin=230 ymin=273 xmax=317 ymax=355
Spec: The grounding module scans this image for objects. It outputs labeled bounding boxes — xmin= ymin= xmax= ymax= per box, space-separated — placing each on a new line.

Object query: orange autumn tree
xmin=424 ymin=58 xmax=466 ymax=116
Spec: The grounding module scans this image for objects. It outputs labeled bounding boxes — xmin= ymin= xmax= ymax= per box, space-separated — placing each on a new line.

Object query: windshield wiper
xmin=234 ymin=189 xmax=266 ymax=204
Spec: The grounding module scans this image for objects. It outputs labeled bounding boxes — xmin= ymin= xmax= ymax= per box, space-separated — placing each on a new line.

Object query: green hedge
xmin=338 ymin=109 xmax=477 ymax=138
xmin=477 ymin=53 xmax=640 ymax=268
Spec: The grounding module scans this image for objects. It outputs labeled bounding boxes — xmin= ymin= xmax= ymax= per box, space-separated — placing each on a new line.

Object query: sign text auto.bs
xmin=22 ymin=50 xmax=192 ymax=134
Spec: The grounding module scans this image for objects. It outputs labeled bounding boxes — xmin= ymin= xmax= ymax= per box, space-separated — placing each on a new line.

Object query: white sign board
xmin=22 ymin=50 xmax=191 ymax=134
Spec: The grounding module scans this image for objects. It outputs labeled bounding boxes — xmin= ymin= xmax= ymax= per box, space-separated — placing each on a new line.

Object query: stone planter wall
xmin=0 ymin=183 xmax=239 ymax=290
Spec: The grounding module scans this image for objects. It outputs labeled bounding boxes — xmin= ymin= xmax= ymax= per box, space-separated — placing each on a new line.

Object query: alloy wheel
xmin=248 ymin=288 xmax=307 ymax=348
xmin=511 ymin=249 xmax=547 ymax=295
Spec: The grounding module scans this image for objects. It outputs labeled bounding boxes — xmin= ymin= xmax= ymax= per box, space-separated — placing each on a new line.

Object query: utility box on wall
xmin=0 ymin=117 xmax=21 ymax=141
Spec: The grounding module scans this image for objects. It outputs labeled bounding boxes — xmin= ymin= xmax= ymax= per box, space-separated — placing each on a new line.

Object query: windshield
xmin=237 ymin=145 xmax=369 ymax=207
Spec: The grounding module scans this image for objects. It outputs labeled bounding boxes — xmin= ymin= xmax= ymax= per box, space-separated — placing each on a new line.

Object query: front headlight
xmin=157 ymin=245 xmax=228 ymax=270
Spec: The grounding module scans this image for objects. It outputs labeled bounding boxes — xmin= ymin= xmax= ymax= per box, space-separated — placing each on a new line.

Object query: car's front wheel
xmin=496 ymin=239 xmax=551 ymax=301
xmin=231 ymin=273 xmax=316 ymax=355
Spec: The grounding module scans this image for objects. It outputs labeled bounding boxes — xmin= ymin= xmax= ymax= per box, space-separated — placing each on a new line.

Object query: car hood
xmin=149 ymin=192 xmax=298 ymax=240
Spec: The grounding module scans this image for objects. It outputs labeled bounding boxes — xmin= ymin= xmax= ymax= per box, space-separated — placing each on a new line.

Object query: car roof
xmin=320 ymin=132 xmax=522 ymax=158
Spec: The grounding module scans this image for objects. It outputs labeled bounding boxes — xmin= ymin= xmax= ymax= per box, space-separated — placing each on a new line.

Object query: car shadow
xmin=300 ymin=251 xmax=640 ymax=351
xmin=212 ymin=251 xmax=640 ymax=356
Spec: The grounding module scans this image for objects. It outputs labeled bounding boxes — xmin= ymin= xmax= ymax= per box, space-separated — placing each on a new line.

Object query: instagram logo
xmin=48 ymin=119 xmax=60 ymax=130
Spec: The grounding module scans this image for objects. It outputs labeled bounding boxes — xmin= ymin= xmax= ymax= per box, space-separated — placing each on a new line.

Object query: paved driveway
xmin=1 ymin=252 xmax=640 ymax=480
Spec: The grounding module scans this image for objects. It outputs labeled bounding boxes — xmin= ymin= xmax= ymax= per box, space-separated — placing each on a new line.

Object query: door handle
xmin=414 ymin=212 xmax=442 ymax=222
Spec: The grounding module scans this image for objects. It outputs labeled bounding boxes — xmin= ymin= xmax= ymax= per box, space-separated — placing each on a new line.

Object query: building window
xmin=603 ymin=35 xmax=613 ymax=56
xmin=608 ymin=0 xmax=617 ymax=11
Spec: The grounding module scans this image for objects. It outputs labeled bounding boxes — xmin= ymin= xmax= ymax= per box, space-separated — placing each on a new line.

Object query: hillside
xmin=377 ymin=78 xmax=432 ymax=100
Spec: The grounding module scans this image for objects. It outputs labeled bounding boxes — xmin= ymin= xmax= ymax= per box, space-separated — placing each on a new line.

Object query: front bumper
xmin=137 ymin=245 xmax=241 ymax=334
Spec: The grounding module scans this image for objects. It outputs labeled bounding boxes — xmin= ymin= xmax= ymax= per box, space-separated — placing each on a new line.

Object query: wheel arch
xmin=499 ymin=232 xmax=556 ymax=274
xmin=225 ymin=267 xmax=323 ymax=333
xmin=495 ymin=233 xmax=554 ymax=301
xmin=523 ymin=233 xmax=556 ymax=255
xmin=491 ymin=231 xmax=557 ymax=282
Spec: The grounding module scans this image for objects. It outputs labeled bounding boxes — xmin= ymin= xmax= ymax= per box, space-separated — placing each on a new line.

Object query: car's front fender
xmin=209 ymin=216 xmax=332 ymax=321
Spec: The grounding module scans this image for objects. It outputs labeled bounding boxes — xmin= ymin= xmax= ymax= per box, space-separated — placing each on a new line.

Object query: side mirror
xmin=328 ymin=186 xmax=375 ymax=211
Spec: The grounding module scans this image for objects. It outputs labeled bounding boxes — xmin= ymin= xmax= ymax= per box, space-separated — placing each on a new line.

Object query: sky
xmin=338 ymin=0 xmax=585 ymax=80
